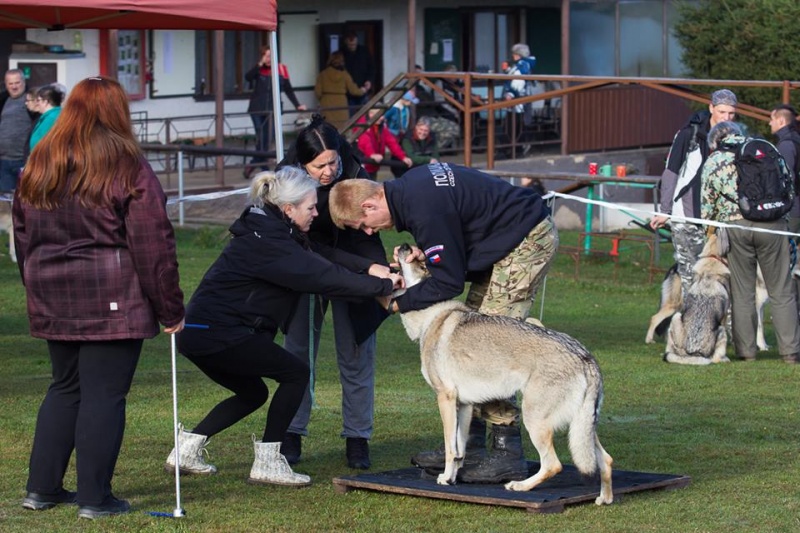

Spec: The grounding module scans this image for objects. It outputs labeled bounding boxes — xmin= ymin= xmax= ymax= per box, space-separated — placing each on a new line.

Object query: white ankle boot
xmin=165 ymin=425 xmax=217 ymax=475
xmin=248 ymin=438 xmax=311 ymax=487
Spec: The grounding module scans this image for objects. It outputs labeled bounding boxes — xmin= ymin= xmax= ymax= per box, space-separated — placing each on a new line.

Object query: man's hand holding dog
xmin=392 ymin=244 xmax=424 ymax=267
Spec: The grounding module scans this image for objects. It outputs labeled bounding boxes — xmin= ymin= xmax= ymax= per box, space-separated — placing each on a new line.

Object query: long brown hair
xmin=18 ymin=76 xmax=142 ymax=210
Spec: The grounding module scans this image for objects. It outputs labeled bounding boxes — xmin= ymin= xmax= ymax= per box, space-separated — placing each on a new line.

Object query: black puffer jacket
xmin=178 ymin=205 xmax=393 ymax=357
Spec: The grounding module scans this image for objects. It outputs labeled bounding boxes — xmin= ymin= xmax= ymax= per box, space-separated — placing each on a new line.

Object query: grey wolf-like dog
xmin=646 ymin=238 xmax=769 ymax=354
xmin=393 ymin=244 xmax=613 ymax=505
xmin=659 ymin=233 xmax=731 ymax=365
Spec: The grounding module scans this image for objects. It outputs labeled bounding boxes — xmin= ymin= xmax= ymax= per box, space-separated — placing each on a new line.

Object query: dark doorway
xmin=317 ymin=20 xmax=384 ymax=93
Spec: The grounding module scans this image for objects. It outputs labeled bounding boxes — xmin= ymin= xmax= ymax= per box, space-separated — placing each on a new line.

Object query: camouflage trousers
xmin=671 ymin=222 xmax=705 ymax=297
xmin=464 ymin=216 xmax=559 ymax=425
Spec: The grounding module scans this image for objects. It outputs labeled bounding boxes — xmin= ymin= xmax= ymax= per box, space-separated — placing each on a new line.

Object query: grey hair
xmin=707 ymin=121 xmax=744 ymax=151
xmin=511 ymin=43 xmax=530 ymax=58
xmin=249 ymin=166 xmax=319 ymax=209
xmin=415 ymin=116 xmax=431 ymax=128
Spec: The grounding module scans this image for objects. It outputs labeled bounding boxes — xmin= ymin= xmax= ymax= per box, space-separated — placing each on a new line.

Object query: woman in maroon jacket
xmin=13 ymin=76 xmax=185 ymax=519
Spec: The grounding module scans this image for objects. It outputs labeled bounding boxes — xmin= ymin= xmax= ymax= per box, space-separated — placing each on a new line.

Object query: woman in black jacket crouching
xmin=166 ymin=166 xmax=401 ymax=487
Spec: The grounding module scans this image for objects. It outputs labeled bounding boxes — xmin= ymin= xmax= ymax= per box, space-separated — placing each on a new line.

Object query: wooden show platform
xmin=332 ymin=462 xmax=690 ymax=514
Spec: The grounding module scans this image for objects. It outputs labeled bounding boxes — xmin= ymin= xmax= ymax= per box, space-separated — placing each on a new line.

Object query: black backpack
xmin=726 ymin=138 xmax=794 ymax=221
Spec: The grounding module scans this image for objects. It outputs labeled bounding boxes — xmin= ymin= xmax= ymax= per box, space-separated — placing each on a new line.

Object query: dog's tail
xmin=568 ymin=369 xmax=605 ymax=477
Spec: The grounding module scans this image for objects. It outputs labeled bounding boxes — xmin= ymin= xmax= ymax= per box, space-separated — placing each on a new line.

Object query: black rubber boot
xmin=457 ymin=424 xmax=529 ymax=484
xmin=410 ymin=418 xmax=486 ymax=469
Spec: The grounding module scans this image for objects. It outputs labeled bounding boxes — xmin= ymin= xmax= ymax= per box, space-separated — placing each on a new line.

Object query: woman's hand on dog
xmin=368 ymin=263 xmax=405 ymax=290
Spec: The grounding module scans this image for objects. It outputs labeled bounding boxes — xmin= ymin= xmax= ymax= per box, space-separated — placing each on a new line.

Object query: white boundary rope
xmin=546 ymin=190 xmax=800 ymax=238
xmin=3 ymin=186 xmax=797 ymax=239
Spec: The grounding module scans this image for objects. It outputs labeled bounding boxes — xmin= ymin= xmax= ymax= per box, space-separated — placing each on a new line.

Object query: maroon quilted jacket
xmin=12 ymin=159 xmax=185 ymax=340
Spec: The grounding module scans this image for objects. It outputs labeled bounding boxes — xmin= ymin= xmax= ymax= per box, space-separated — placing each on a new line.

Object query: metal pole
xmin=270 ymin=32 xmax=284 ymax=162
xmin=214 ymin=31 xmax=225 ymax=186
xmin=178 ymin=149 xmax=184 ymax=227
xmin=170 ymin=333 xmax=186 ymax=518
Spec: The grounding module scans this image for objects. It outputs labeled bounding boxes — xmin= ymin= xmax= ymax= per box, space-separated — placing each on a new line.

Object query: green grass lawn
xmin=0 ymin=226 xmax=798 ymax=532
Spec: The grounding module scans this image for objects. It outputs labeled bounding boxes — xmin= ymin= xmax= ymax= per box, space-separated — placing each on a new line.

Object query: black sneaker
xmin=22 ymin=489 xmax=77 ymax=511
xmin=346 ymin=437 xmax=371 ymax=469
xmin=281 ymin=432 xmax=302 ymax=465
xmin=77 ymin=496 xmax=131 ymax=519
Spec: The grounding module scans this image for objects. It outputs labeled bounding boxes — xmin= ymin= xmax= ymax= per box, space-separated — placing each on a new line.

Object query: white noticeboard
xmin=151 ymin=30 xmax=196 ymax=97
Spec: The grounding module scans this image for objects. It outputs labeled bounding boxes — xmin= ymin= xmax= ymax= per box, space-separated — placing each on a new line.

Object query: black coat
xmin=245 ymin=66 xmax=301 ymax=114
xmin=277 ymin=140 xmax=389 ymax=343
xmin=177 ymin=205 xmax=393 ymax=357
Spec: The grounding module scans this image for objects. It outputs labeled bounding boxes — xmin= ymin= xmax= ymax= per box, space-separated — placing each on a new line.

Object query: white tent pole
xmin=269 ymin=31 xmax=284 ymax=163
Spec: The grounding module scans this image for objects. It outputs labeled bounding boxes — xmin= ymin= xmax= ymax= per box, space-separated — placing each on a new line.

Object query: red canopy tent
xmin=0 ymin=0 xmax=281 ymax=183
xmin=0 ymin=0 xmax=277 ymax=30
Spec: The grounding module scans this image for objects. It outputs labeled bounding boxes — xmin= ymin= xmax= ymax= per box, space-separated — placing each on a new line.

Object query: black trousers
xmin=26 ymin=339 xmax=142 ymax=506
xmin=187 ymin=333 xmax=309 ymax=443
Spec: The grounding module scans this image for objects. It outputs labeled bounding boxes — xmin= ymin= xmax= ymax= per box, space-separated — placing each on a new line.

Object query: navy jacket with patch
xmin=388 ymin=163 xmax=550 ymax=312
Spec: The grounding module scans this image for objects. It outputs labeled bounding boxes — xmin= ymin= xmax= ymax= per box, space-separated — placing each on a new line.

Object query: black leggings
xmin=186 ymin=334 xmax=309 ymax=443
xmin=28 ymin=339 xmax=142 ymax=506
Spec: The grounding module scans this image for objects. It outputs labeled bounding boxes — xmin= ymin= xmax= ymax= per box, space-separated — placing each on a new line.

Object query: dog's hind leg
xmin=435 ymin=390 xmax=460 ymax=485
xmin=710 ymin=327 xmax=730 ymax=364
xmin=594 ymin=437 xmax=614 ymax=505
xmin=504 ymin=421 xmax=561 ymax=492
xmin=646 ymin=309 xmax=674 ymax=344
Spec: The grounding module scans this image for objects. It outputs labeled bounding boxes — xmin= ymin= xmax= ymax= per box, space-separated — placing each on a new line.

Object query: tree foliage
xmin=675 ymin=0 xmax=800 ymax=133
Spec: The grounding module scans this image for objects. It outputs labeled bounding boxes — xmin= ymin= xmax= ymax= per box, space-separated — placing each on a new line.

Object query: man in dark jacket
xmin=0 ymin=69 xmax=36 ymax=191
xmin=341 ymin=32 xmax=374 ymax=114
xmin=650 ymin=88 xmax=738 ymax=296
xmin=769 ymin=104 xmax=800 ymax=310
xmin=329 ymin=162 xmax=559 ymax=484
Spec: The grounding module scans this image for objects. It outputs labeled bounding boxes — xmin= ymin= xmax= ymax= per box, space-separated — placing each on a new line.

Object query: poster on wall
xmin=118 ymin=30 xmax=144 ymax=98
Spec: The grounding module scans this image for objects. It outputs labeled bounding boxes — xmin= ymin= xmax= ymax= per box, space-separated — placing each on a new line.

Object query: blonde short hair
xmin=329 ymin=179 xmax=383 ymax=229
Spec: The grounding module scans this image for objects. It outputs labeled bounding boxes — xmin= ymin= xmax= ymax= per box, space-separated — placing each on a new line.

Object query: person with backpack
xmin=700 ymin=121 xmax=800 ymax=364
xmin=650 ymin=89 xmax=738 ymax=297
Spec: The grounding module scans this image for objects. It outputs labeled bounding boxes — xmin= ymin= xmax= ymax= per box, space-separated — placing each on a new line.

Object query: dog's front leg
xmin=435 ymin=390 xmax=459 ymax=485
xmin=452 ymin=403 xmax=473 ymax=478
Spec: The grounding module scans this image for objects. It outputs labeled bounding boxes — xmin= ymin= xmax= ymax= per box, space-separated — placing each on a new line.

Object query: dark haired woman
xmin=275 ymin=114 xmax=390 ymax=469
xmin=28 ymin=84 xmax=63 ymax=151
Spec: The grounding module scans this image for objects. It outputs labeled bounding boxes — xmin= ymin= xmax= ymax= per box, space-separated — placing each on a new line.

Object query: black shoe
xmin=77 ymin=496 xmax=131 ymax=520
xmin=458 ymin=424 xmax=529 ymax=484
xmin=281 ymin=432 xmax=302 ymax=465
xmin=22 ymin=489 xmax=77 ymax=511
xmin=346 ymin=437 xmax=371 ymax=469
xmin=411 ymin=418 xmax=487 ymax=469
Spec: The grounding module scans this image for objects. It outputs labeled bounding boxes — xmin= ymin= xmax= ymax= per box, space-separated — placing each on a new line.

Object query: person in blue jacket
xmin=503 ymin=43 xmax=538 ymax=126
xmin=328 ymin=162 xmax=558 ymax=484
xmin=167 ymin=166 xmax=401 ymax=488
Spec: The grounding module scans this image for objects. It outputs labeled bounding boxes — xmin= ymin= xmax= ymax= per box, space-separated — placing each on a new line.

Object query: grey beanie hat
xmin=511 ymin=43 xmax=530 ymax=58
xmin=711 ymin=89 xmax=738 ymax=107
